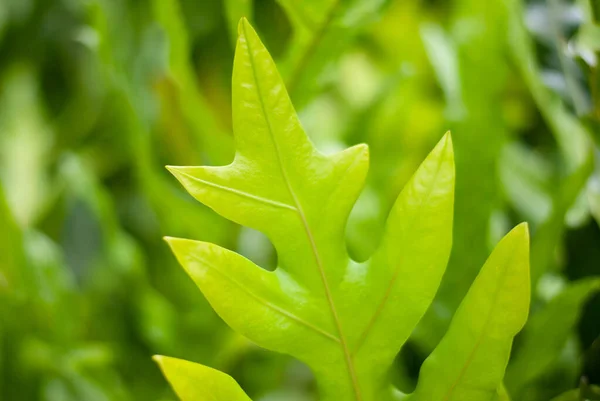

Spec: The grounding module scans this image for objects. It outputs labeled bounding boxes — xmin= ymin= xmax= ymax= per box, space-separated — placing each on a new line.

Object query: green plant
xmin=156 ymin=19 xmax=531 ymax=401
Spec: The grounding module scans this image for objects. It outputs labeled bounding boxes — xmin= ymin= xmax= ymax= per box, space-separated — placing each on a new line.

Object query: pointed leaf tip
xmin=164 ymin=166 xmax=196 ymax=192
xmin=164 ymin=236 xmax=201 ymax=248
xmin=163 ymin=236 xmax=176 ymax=244
xmin=153 ymin=354 xmax=174 ymax=374
xmin=343 ymin=142 xmax=370 ymax=162
xmin=422 ymin=132 xmax=453 ymax=165
xmin=355 ymin=142 xmax=369 ymax=155
xmin=155 ymin=356 xmax=252 ymax=401
xmin=237 ymin=16 xmax=250 ymax=37
xmin=163 ymin=236 xmax=198 ymax=257
xmin=165 ymin=165 xmax=181 ymax=176
xmin=439 ymin=131 xmax=453 ymax=153
xmin=236 ymin=16 xmax=264 ymax=52
xmin=516 ymin=221 xmax=529 ymax=234
xmin=509 ymin=222 xmax=530 ymax=244
xmin=425 ymin=131 xmax=454 ymax=174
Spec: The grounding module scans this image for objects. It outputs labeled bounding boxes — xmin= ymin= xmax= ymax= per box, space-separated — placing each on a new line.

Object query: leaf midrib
xmin=242 ymin=22 xmax=363 ymax=401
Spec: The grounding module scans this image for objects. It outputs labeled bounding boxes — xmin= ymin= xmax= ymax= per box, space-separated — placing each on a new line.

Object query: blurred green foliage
xmin=0 ymin=0 xmax=599 ymax=400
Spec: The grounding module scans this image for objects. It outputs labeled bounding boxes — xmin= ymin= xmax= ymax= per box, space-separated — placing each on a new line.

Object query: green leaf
xmin=154 ymin=356 xmax=251 ymax=401
xmin=276 ymin=0 xmax=390 ymax=105
xmin=164 ymin=18 xmax=454 ymax=401
xmin=530 ymin=154 xmax=594 ymax=284
xmin=152 ymin=0 xmax=234 ymax=164
xmin=416 ymin=0 xmax=512 ymax=353
xmin=420 ymin=23 xmax=462 ymax=116
xmin=505 ymin=0 xmax=594 ymax=285
xmin=500 ymin=142 xmax=553 ymax=225
xmin=0 ymin=65 xmax=53 ymax=228
xmin=161 ymin=19 xmax=530 ymax=401
xmin=506 ymin=0 xmax=591 ymax=169
xmin=505 ymin=278 xmax=600 ymax=395
xmin=409 ymin=223 xmax=530 ymax=401
xmin=89 ymin=0 xmax=231 ymax=245
xmin=0 ymin=183 xmax=26 ymax=297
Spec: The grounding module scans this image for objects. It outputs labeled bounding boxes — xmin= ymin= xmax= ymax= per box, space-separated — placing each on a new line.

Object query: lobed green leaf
xmin=161 ymin=18 xmax=530 ymax=401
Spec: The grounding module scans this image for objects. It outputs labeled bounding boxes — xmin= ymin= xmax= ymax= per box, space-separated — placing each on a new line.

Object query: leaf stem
xmin=286 ymin=0 xmax=343 ymax=97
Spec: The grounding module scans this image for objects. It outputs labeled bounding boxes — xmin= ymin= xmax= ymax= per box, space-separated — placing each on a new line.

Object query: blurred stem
xmin=507 ymin=0 xmax=594 ymax=285
xmin=592 ymin=65 xmax=600 ymax=121
xmin=547 ymin=0 xmax=590 ymax=115
xmin=592 ymin=0 xmax=600 ymax=20
xmin=285 ymin=0 xmax=342 ymax=97
xmin=152 ymin=0 xmax=234 ymax=165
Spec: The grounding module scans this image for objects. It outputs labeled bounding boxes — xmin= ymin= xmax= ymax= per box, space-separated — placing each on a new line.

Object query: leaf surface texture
xmin=160 ymin=19 xmax=530 ymax=401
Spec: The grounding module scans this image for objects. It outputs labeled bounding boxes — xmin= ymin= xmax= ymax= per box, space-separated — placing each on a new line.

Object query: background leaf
xmin=506 ymin=278 xmax=600 ymax=396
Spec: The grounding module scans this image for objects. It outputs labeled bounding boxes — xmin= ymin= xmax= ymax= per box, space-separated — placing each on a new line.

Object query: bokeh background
xmin=1 ymin=0 xmax=599 ymax=400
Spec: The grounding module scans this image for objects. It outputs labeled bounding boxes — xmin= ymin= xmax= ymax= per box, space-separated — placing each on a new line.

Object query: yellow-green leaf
xmin=160 ymin=18 xmax=530 ymax=401
xmin=154 ymin=356 xmax=251 ymax=401
xmin=409 ymin=223 xmax=530 ymax=401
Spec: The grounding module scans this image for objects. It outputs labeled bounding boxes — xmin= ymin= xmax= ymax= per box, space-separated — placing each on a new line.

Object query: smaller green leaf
xmin=505 ymin=278 xmax=600 ymax=394
xmin=153 ymin=355 xmax=251 ymax=401
xmin=409 ymin=223 xmax=530 ymax=401
xmin=152 ymin=0 xmax=234 ymax=164
xmin=550 ymin=389 xmax=580 ymax=401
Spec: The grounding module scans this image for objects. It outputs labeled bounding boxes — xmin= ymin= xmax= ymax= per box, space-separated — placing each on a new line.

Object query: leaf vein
xmin=189 ymin=254 xmax=340 ymax=343
xmin=175 ymin=170 xmax=298 ymax=211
